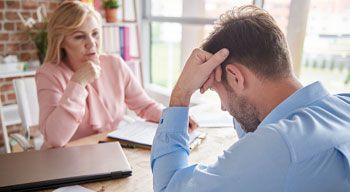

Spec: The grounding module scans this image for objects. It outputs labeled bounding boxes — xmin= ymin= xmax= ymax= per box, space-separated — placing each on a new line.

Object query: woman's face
xmin=61 ymin=14 xmax=100 ymax=71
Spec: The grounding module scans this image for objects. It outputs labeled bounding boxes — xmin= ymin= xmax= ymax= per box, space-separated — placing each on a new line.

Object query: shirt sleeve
xmin=118 ymin=57 xmax=164 ymax=122
xmin=151 ymin=107 xmax=291 ymax=192
xmin=36 ymin=71 xmax=88 ymax=147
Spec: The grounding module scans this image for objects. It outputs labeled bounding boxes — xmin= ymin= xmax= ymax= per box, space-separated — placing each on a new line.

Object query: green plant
xmin=33 ymin=28 xmax=48 ymax=64
xmin=18 ymin=4 xmax=48 ymax=64
xmin=103 ymin=0 xmax=119 ymax=9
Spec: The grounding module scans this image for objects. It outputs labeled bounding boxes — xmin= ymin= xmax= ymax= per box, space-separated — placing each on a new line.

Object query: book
xmin=107 ymin=118 xmax=206 ymax=150
xmin=129 ymin=25 xmax=140 ymax=59
xmin=123 ymin=26 xmax=131 ymax=61
xmin=101 ymin=23 xmax=140 ymax=59
xmin=119 ymin=26 xmax=125 ymax=59
xmin=102 ymin=25 xmax=120 ymax=54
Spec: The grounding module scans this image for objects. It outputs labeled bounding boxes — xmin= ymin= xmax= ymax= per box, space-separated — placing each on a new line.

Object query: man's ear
xmin=225 ymin=64 xmax=245 ymax=93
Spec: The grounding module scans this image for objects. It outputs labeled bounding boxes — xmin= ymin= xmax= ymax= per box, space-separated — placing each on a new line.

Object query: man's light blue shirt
xmin=151 ymin=82 xmax=350 ymax=192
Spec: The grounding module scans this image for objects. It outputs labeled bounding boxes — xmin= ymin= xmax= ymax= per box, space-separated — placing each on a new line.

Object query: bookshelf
xmin=101 ymin=22 xmax=140 ymax=61
xmin=98 ymin=0 xmax=142 ymax=84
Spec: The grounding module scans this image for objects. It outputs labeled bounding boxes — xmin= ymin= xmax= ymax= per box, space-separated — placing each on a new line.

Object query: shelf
xmin=0 ymin=62 xmax=37 ymax=78
xmin=0 ymin=70 xmax=36 ymax=78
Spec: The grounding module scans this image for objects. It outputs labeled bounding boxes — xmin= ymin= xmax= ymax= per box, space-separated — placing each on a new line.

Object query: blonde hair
xmin=44 ymin=1 xmax=102 ymax=65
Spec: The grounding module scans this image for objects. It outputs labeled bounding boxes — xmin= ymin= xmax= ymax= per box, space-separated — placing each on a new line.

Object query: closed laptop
xmin=0 ymin=142 xmax=132 ymax=191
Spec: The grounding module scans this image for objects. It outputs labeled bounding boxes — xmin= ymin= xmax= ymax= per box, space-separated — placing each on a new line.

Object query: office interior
xmin=1 ymin=0 xmax=349 ymax=159
xmin=0 ymin=0 xmax=349 ymax=191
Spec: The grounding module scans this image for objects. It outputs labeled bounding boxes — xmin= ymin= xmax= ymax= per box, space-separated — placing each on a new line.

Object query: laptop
xmin=0 ymin=142 xmax=132 ymax=191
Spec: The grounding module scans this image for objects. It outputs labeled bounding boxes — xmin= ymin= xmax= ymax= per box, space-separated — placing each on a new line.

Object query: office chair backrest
xmin=12 ymin=77 xmax=39 ymax=138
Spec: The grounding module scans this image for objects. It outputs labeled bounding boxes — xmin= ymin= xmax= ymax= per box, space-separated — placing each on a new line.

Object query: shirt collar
xmin=258 ymin=81 xmax=330 ymax=129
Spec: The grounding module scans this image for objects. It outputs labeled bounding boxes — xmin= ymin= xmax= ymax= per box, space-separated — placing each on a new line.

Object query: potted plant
xmin=103 ymin=0 xmax=119 ymax=23
xmin=18 ymin=4 xmax=48 ymax=65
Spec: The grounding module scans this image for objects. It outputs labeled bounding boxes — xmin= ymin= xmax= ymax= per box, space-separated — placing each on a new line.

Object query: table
xmin=45 ymin=127 xmax=237 ymax=192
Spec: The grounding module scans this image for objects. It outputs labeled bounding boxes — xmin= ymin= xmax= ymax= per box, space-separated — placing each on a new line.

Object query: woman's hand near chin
xmin=71 ymin=60 xmax=101 ymax=87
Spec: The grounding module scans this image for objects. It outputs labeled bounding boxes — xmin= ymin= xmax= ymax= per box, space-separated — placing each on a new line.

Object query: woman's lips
xmin=86 ymin=52 xmax=96 ymax=56
xmin=86 ymin=53 xmax=97 ymax=58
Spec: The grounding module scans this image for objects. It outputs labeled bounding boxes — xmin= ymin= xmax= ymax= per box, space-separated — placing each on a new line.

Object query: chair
xmin=10 ymin=77 xmax=42 ymax=151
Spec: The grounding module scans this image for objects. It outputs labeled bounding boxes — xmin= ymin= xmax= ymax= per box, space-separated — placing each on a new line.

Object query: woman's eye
xmin=92 ymin=32 xmax=99 ymax=37
xmin=74 ymin=35 xmax=85 ymax=39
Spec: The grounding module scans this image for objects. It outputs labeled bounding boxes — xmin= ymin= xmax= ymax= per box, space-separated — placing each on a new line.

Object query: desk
xmin=44 ymin=127 xmax=237 ymax=192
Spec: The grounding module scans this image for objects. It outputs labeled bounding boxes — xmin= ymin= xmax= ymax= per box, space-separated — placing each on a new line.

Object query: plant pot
xmin=105 ymin=8 xmax=118 ymax=23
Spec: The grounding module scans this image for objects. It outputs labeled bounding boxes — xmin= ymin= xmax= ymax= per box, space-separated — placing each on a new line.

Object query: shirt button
xmin=160 ymin=119 xmax=164 ymax=124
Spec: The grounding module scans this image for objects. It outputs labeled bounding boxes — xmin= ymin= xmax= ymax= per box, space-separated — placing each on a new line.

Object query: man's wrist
xmin=169 ymin=87 xmax=192 ymax=107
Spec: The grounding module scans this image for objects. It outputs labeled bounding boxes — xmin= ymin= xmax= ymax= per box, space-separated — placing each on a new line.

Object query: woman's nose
xmin=85 ymin=35 xmax=95 ymax=49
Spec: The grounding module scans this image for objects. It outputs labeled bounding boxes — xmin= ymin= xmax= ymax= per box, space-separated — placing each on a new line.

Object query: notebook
xmin=0 ymin=142 xmax=132 ymax=191
xmin=107 ymin=120 xmax=206 ymax=150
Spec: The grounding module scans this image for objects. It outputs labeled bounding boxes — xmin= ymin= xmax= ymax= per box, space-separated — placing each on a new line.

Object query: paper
xmin=53 ymin=185 xmax=95 ymax=192
xmin=190 ymin=104 xmax=233 ymax=128
xmin=108 ymin=120 xmax=205 ymax=147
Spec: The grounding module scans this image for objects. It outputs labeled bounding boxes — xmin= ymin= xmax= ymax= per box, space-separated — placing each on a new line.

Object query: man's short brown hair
xmin=202 ymin=5 xmax=292 ymax=81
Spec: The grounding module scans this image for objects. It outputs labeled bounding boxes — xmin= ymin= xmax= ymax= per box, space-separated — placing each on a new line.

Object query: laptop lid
xmin=0 ymin=142 xmax=132 ymax=191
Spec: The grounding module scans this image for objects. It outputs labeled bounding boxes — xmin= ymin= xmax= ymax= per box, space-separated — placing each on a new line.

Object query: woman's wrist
xmin=71 ymin=76 xmax=87 ymax=88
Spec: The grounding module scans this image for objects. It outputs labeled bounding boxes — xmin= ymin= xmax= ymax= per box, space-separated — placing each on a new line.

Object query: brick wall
xmin=0 ymin=0 xmax=63 ymax=105
xmin=0 ymin=0 xmax=62 ymax=62
xmin=0 ymin=0 xmax=63 ymax=146
xmin=1 ymin=77 xmax=17 ymax=105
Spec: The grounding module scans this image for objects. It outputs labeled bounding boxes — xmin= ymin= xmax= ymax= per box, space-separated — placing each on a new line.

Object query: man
xmin=150 ymin=5 xmax=350 ymax=192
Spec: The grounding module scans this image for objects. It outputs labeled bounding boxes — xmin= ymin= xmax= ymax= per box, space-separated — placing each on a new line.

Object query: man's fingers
xmin=194 ymin=48 xmax=214 ymax=63
xmin=201 ymin=73 xmax=215 ymax=94
xmin=214 ymin=66 xmax=222 ymax=82
xmin=203 ymin=48 xmax=229 ymax=72
xmin=200 ymin=73 xmax=213 ymax=93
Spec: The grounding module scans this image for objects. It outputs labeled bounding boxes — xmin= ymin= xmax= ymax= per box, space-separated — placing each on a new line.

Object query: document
xmin=108 ymin=118 xmax=206 ymax=149
xmin=190 ymin=104 xmax=233 ymax=128
xmin=53 ymin=185 xmax=95 ymax=192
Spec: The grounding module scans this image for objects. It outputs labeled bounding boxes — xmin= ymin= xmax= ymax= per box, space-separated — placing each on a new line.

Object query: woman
xmin=36 ymin=1 xmax=197 ymax=148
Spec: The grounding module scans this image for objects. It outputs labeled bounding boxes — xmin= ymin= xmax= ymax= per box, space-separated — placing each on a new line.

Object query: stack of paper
xmin=53 ymin=185 xmax=94 ymax=192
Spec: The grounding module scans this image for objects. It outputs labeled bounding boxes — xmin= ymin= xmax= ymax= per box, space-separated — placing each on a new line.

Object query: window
xmin=299 ymin=0 xmax=350 ymax=93
xmin=263 ymin=0 xmax=291 ymax=34
xmin=142 ymin=0 xmax=349 ymax=105
xmin=265 ymin=0 xmax=350 ymax=93
xmin=142 ymin=0 xmax=254 ymax=104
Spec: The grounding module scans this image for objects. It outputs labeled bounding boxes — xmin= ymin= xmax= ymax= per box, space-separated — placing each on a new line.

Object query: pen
xmin=98 ymin=140 xmax=136 ymax=148
xmin=190 ymin=139 xmax=202 ymax=150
